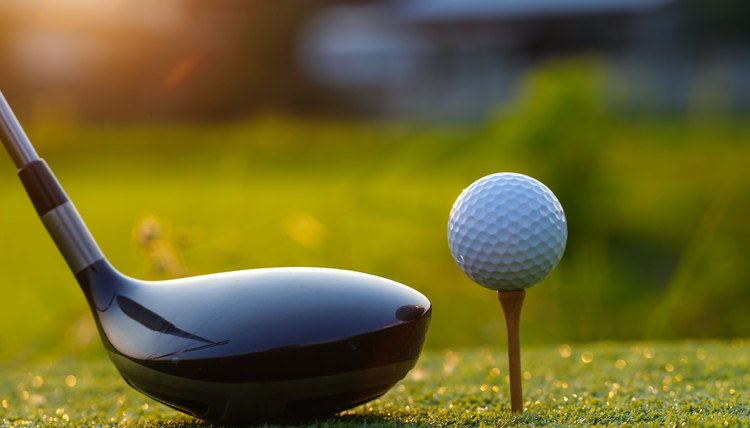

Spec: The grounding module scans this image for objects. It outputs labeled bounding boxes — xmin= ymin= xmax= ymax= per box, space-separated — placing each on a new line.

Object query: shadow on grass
xmin=167 ymin=412 xmax=410 ymax=428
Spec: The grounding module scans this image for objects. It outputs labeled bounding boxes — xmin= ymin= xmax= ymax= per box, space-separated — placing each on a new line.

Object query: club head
xmin=76 ymin=261 xmax=431 ymax=423
xmin=1 ymin=91 xmax=432 ymax=423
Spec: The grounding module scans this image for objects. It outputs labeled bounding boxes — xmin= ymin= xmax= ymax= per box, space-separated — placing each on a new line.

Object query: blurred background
xmin=1 ymin=0 xmax=749 ymax=363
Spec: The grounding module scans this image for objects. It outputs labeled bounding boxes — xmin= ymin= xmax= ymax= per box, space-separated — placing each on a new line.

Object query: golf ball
xmin=448 ymin=173 xmax=567 ymax=290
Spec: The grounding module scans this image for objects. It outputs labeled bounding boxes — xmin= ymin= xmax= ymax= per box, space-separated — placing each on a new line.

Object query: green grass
xmin=3 ymin=62 xmax=750 ymax=359
xmin=2 ymin=61 xmax=750 ymax=426
xmin=2 ymin=115 xmax=750 ymax=362
xmin=1 ymin=340 xmax=748 ymax=427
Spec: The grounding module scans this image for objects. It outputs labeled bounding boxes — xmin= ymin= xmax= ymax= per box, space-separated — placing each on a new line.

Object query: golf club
xmin=0 ymin=91 xmax=431 ymax=424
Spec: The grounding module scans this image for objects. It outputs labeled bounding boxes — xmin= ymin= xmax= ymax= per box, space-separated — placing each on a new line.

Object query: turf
xmin=1 ymin=62 xmax=750 ymax=426
xmin=1 ymin=339 xmax=748 ymax=427
xmin=2 ymin=117 xmax=750 ymax=363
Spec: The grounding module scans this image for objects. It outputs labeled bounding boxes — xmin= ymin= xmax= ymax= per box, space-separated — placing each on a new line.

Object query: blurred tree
xmin=0 ymin=0 xmax=342 ymax=121
xmin=2 ymin=0 xmax=750 ymax=121
xmin=680 ymin=0 xmax=750 ymax=48
xmin=161 ymin=0 xmax=331 ymax=119
xmin=486 ymin=59 xmax=612 ymax=249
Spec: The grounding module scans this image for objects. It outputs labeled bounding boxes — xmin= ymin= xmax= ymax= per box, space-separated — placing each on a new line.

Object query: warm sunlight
xmin=6 ymin=0 xmax=185 ymax=83
xmin=13 ymin=0 xmax=183 ymax=29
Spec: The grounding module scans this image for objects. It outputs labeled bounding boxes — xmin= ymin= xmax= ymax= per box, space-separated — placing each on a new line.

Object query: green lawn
xmin=1 ymin=117 xmax=750 ymax=363
xmin=2 ymin=62 xmax=750 ymax=426
xmin=1 ymin=340 xmax=748 ymax=427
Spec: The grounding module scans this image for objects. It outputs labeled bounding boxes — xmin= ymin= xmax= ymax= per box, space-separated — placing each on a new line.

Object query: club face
xmin=75 ymin=261 xmax=431 ymax=423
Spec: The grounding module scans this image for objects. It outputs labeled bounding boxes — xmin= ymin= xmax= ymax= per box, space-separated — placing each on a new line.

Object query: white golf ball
xmin=448 ymin=172 xmax=567 ymax=290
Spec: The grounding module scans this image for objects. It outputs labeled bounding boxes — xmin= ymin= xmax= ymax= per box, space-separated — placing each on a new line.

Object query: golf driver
xmin=0 ymin=91 xmax=431 ymax=424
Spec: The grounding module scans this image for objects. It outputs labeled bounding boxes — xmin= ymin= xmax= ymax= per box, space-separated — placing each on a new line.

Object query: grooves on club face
xmin=0 ymin=91 xmax=432 ymax=424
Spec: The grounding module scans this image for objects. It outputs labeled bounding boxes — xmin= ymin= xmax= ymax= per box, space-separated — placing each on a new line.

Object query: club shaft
xmin=0 ymin=90 xmax=104 ymax=274
xmin=498 ymin=289 xmax=525 ymax=413
xmin=0 ymin=91 xmax=40 ymax=168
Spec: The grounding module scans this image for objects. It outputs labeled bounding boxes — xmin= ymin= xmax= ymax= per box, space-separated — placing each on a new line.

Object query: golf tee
xmin=498 ymin=289 xmax=526 ymax=412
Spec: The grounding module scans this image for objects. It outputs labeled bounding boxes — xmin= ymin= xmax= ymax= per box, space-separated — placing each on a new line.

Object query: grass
xmin=1 ymin=116 xmax=750 ymax=362
xmin=2 ymin=61 xmax=750 ymax=425
xmin=3 ymin=63 xmax=750 ymax=360
xmin=1 ymin=339 xmax=748 ymax=427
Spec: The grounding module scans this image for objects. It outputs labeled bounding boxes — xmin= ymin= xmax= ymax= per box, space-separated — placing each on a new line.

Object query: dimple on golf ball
xmin=448 ymin=172 xmax=567 ymax=290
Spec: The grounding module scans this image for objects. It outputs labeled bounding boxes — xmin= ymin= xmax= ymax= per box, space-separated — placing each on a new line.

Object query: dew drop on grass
xmin=581 ymin=351 xmax=593 ymax=364
xmin=28 ymin=394 xmax=45 ymax=406
xmin=615 ymin=359 xmax=627 ymax=369
xmin=559 ymin=345 xmax=572 ymax=358
xmin=64 ymin=375 xmax=77 ymax=388
xmin=443 ymin=351 xmax=459 ymax=375
xmin=30 ymin=376 xmax=43 ymax=388
xmin=408 ymin=368 xmax=426 ymax=381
